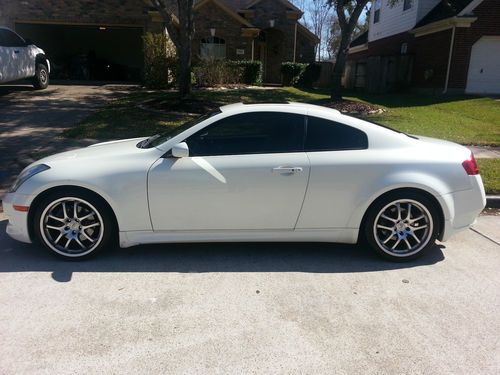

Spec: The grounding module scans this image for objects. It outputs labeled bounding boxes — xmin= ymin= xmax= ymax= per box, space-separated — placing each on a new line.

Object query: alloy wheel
xmin=373 ymin=199 xmax=433 ymax=257
xmin=40 ymin=197 xmax=104 ymax=257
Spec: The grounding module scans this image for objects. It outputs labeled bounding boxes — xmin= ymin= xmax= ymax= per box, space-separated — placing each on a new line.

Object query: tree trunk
xmin=177 ymin=0 xmax=194 ymax=99
xmin=330 ymin=31 xmax=350 ymax=100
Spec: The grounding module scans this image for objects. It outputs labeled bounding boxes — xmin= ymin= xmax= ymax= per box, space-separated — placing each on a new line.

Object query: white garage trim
xmin=466 ymin=36 xmax=500 ymax=95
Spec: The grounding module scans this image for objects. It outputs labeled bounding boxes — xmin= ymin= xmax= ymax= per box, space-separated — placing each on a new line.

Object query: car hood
xmin=36 ymin=137 xmax=149 ymax=165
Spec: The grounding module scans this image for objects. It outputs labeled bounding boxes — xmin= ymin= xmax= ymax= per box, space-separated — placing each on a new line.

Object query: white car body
xmin=0 ymin=27 xmax=50 ymax=84
xmin=3 ymin=103 xmax=486 ymax=255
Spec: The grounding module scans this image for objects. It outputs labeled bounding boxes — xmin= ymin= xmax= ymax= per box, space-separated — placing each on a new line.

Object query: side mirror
xmin=171 ymin=142 xmax=189 ymax=158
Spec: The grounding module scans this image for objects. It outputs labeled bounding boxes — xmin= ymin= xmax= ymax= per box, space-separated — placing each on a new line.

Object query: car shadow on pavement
xmin=0 ymin=220 xmax=445 ymax=282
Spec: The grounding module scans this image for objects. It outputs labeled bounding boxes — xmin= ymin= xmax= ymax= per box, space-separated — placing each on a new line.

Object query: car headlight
xmin=9 ymin=164 xmax=51 ymax=193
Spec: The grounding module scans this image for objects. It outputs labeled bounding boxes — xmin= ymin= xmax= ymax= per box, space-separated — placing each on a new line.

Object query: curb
xmin=486 ymin=195 xmax=500 ymax=209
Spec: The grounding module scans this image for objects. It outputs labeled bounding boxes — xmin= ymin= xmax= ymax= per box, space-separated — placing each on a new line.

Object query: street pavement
xmin=0 ymin=212 xmax=498 ymax=374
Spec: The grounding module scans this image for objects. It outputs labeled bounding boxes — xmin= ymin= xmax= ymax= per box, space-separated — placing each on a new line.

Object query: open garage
xmin=15 ymin=23 xmax=144 ymax=82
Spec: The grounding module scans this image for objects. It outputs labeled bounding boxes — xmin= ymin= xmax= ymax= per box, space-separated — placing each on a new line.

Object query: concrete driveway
xmin=0 ymin=83 xmax=134 ymax=196
xmin=0 ymin=213 xmax=499 ymax=374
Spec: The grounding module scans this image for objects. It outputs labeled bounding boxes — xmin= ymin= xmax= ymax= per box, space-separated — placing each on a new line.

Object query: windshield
xmin=139 ymin=110 xmax=222 ymax=148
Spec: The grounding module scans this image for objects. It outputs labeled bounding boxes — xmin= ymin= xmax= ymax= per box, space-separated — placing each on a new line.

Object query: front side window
xmin=305 ymin=116 xmax=368 ymax=151
xmin=186 ymin=112 xmax=305 ymax=156
xmin=374 ymin=0 xmax=381 ymax=23
xmin=200 ymin=36 xmax=226 ymax=60
xmin=403 ymin=0 xmax=412 ymax=11
xmin=0 ymin=29 xmax=25 ymax=47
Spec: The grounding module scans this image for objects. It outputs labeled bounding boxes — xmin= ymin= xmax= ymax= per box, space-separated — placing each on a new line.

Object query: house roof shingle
xmin=415 ymin=0 xmax=476 ymax=28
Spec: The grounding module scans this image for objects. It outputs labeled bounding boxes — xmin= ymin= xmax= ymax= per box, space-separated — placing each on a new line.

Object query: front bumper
xmin=3 ymin=192 xmax=33 ymax=244
xmin=440 ymin=175 xmax=486 ymax=241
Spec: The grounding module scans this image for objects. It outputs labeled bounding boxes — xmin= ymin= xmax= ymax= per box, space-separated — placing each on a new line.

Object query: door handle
xmin=14 ymin=50 xmax=20 ymax=54
xmin=272 ymin=166 xmax=303 ymax=174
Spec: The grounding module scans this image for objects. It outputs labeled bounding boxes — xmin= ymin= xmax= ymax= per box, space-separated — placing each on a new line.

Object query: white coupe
xmin=4 ymin=103 xmax=486 ymax=261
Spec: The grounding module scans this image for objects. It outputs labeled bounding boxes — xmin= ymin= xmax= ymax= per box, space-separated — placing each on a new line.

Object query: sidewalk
xmin=468 ymin=145 xmax=500 ymax=158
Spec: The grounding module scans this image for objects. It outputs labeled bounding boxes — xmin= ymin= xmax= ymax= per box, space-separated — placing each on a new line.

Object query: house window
xmin=200 ymin=36 xmax=226 ymax=59
xmin=403 ymin=0 xmax=412 ymax=11
xmin=374 ymin=0 xmax=381 ymax=23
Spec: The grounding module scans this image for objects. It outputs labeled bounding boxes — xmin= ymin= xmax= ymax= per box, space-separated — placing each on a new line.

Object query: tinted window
xmin=305 ymin=116 xmax=368 ymax=151
xmin=186 ymin=112 xmax=305 ymax=156
xmin=0 ymin=29 xmax=25 ymax=47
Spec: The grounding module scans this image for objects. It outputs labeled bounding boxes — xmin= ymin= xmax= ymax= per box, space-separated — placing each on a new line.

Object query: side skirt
xmin=119 ymin=228 xmax=359 ymax=248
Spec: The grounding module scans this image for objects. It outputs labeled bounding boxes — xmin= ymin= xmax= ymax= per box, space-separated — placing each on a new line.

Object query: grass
xmin=63 ymin=86 xmax=499 ymax=193
xmin=477 ymin=159 xmax=500 ymax=194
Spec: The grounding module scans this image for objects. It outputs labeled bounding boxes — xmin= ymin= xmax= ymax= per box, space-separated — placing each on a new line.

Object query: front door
xmin=0 ymin=29 xmax=32 ymax=82
xmin=148 ymin=111 xmax=310 ymax=231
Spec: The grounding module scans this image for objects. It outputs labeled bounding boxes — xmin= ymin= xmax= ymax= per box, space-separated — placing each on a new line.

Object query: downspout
xmin=293 ymin=22 xmax=297 ymax=62
xmin=443 ymin=25 xmax=456 ymax=94
xmin=251 ymin=39 xmax=255 ymax=61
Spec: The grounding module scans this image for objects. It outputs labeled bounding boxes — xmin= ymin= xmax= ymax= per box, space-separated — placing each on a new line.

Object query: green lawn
xmin=477 ymin=159 xmax=500 ymax=195
xmin=63 ymin=86 xmax=499 ymax=193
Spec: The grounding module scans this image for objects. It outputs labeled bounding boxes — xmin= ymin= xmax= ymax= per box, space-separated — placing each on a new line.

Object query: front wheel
xmin=364 ymin=192 xmax=440 ymax=261
xmin=32 ymin=63 xmax=49 ymax=89
xmin=33 ymin=191 xmax=116 ymax=259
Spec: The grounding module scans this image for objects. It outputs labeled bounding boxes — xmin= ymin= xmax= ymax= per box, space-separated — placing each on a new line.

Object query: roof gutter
xmin=411 ymin=16 xmax=476 ymax=37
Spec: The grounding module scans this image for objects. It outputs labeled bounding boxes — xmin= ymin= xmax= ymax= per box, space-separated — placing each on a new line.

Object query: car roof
xmin=219 ymin=102 xmax=341 ymax=116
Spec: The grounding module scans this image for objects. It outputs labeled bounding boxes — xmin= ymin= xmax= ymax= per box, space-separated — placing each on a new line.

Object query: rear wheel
xmin=365 ymin=192 xmax=439 ymax=261
xmin=33 ymin=63 xmax=49 ymax=89
xmin=33 ymin=191 xmax=115 ymax=259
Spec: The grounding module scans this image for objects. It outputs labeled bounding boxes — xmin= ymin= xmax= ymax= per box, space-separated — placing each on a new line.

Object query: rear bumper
xmin=3 ymin=193 xmax=33 ymax=244
xmin=440 ymin=175 xmax=486 ymax=241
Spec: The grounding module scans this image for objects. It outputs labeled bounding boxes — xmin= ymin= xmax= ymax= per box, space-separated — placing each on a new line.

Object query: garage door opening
xmin=15 ymin=23 xmax=144 ymax=82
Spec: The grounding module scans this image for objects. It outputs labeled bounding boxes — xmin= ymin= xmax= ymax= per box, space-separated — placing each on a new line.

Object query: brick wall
xmin=448 ymin=0 xmax=500 ymax=89
xmin=194 ymin=2 xmax=253 ymax=61
xmin=412 ymin=29 xmax=452 ymax=90
xmin=0 ymin=0 xmax=148 ymax=27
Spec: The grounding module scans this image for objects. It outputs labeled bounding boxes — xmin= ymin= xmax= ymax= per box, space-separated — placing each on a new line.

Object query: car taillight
xmin=462 ymin=152 xmax=479 ymax=175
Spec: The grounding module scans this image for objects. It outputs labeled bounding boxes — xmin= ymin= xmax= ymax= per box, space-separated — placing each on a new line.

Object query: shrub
xmin=193 ymin=59 xmax=243 ymax=86
xmin=297 ymin=63 xmax=322 ymax=87
xmin=229 ymin=60 xmax=262 ymax=85
xmin=281 ymin=62 xmax=307 ymax=86
xmin=143 ymin=32 xmax=176 ymax=89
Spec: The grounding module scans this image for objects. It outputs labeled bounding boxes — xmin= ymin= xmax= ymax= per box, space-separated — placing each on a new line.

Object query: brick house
xmin=344 ymin=0 xmax=500 ymax=94
xmin=0 ymin=0 xmax=319 ymax=83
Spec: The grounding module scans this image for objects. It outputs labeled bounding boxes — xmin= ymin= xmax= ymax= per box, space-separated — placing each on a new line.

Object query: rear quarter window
xmin=305 ymin=116 xmax=368 ymax=151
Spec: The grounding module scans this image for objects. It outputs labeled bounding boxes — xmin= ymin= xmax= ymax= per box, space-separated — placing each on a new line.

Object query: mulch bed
xmin=313 ymin=99 xmax=384 ymax=115
xmin=138 ymin=96 xmax=384 ymax=117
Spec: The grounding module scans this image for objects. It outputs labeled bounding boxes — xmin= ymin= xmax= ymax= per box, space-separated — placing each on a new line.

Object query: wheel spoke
xmin=410 ymin=215 xmax=425 ymax=223
xmin=381 ymin=214 xmax=397 ymax=223
xmin=73 ymin=201 xmax=79 ymax=219
xmin=377 ymin=224 xmax=394 ymax=231
xmin=404 ymin=238 xmax=412 ymax=250
xmin=46 ymin=225 xmax=63 ymax=230
xmin=64 ymin=238 xmax=72 ymax=249
xmin=83 ymin=222 xmax=100 ymax=229
xmin=79 ymin=212 xmax=94 ymax=221
xmin=383 ymin=233 xmax=394 ymax=244
xmin=410 ymin=232 xmax=421 ymax=243
xmin=391 ymin=239 xmax=401 ymax=250
xmin=75 ymin=238 xmax=85 ymax=249
xmin=396 ymin=203 xmax=402 ymax=221
xmin=80 ymin=230 xmax=96 ymax=243
xmin=62 ymin=202 xmax=68 ymax=219
xmin=412 ymin=225 xmax=428 ymax=231
xmin=406 ymin=203 xmax=412 ymax=220
xmin=54 ymin=233 xmax=63 ymax=244
xmin=48 ymin=214 xmax=65 ymax=223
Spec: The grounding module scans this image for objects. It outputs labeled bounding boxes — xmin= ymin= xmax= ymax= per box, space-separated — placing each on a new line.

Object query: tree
xmin=149 ymin=0 xmax=195 ymax=99
xmin=327 ymin=9 xmax=368 ymax=62
xmin=307 ymin=0 xmax=334 ymax=60
xmin=327 ymin=0 xmax=369 ymax=100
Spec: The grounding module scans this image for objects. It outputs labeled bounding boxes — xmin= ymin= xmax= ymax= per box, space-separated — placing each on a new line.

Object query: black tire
xmin=32 ymin=63 xmax=49 ymax=89
xmin=364 ymin=191 xmax=440 ymax=262
xmin=33 ymin=189 xmax=116 ymax=260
